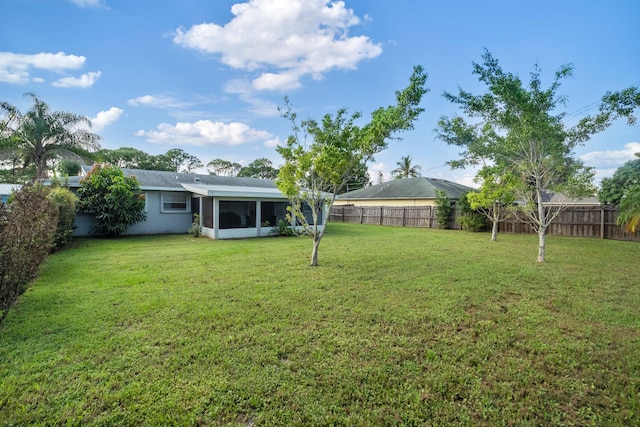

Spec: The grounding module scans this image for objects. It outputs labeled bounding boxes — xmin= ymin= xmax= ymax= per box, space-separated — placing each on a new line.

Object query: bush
xmin=456 ymin=190 xmax=488 ymax=232
xmin=48 ymin=186 xmax=77 ymax=250
xmin=434 ymin=190 xmax=453 ymax=229
xmin=188 ymin=213 xmax=203 ymax=237
xmin=0 ymin=183 xmax=58 ymax=323
xmin=76 ymin=165 xmax=147 ymax=236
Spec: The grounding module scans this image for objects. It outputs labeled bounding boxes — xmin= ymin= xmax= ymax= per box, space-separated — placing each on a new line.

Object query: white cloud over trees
xmin=0 ymin=51 xmax=86 ymax=84
xmin=135 ymin=120 xmax=273 ymax=146
xmin=173 ymin=0 xmax=381 ymax=91
xmin=90 ymin=107 xmax=124 ymax=132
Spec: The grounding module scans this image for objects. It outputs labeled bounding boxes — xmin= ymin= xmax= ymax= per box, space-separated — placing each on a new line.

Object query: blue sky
xmin=1 ymin=0 xmax=639 ymax=186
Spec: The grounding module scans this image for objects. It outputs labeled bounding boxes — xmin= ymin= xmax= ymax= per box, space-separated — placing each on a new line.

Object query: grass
xmin=0 ymin=223 xmax=639 ymax=426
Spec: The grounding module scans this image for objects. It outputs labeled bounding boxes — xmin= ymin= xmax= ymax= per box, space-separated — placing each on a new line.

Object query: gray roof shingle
xmin=337 ymin=177 xmax=473 ymax=200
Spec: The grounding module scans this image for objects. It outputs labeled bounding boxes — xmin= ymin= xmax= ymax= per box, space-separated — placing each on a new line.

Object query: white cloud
xmin=90 ymin=107 xmax=123 ymax=132
xmin=580 ymin=142 xmax=640 ymax=183
xmin=127 ymin=95 xmax=189 ymax=109
xmin=173 ymin=0 xmax=382 ymax=91
xmin=264 ymin=137 xmax=281 ymax=148
xmin=135 ymin=120 xmax=273 ymax=146
xmin=224 ymin=79 xmax=279 ymax=117
xmin=69 ymin=0 xmax=108 ymax=8
xmin=52 ymin=71 xmax=101 ymax=88
xmin=0 ymin=51 xmax=85 ymax=84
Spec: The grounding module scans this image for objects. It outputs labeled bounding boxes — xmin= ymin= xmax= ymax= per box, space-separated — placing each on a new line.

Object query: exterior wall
xmin=73 ymin=190 xmax=192 ymax=236
xmin=333 ymin=199 xmax=436 ymax=207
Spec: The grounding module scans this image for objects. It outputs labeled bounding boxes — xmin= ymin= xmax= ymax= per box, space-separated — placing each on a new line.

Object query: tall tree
xmin=277 ymin=65 xmax=428 ymax=266
xmin=340 ymin=160 xmax=370 ymax=194
xmin=207 ymin=158 xmax=242 ymax=176
xmin=10 ymin=93 xmax=101 ymax=179
xmin=391 ymin=155 xmax=421 ymax=179
xmin=164 ymin=148 xmax=202 ymax=173
xmin=437 ymin=50 xmax=611 ymax=262
xmin=599 ymin=154 xmax=640 ymax=205
xmin=238 ymin=158 xmax=278 ymax=179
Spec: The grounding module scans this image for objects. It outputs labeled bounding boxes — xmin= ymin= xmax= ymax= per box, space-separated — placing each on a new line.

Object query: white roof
xmin=181 ymin=183 xmax=288 ymax=199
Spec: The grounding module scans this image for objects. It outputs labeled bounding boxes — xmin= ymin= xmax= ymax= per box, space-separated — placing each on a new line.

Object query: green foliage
xmin=599 ymin=154 xmax=640 ymax=205
xmin=47 ymin=186 xmax=77 ymax=249
xmin=434 ymin=189 xmax=453 ymax=229
xmin=616 ymin=183 xmax=640 ymax=233
xmin=57 ymin=159 xmax=81 ymax=177
xmin=237 ymin=158 xmax=278 ymax=179
xmin=272 ymin=218 xmax=294 ymax=236
xmin=76 ymin=164 xmax=147 ymax=236
xmin=437 ymin=50 xmax=605 ymax=261
xmin=207 ymin=158 xmax=242 ymax=176
xmin=276 ymin=65 xmax=428 ymax=265
xmin=9 ymin=93 xmax=101 ymax=179
xmin=456 ymin=190 xmax=488 ymax=232
xmin=0 ymin=183 xmax=57 ymax=323
xmin=391 ymin=155 xmax=421 ymax=179
xmin=2 ymin=224 xmax=640 ymax=425
xmin=188 ymin=213 xmax=202 ymax=237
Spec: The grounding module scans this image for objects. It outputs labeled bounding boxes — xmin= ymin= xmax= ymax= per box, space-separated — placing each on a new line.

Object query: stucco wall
xmin=73 ymin=190 xmax=192 ymax=236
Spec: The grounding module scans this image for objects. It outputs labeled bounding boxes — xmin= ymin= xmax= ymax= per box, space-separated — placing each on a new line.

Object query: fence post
xmin=360 ymin=207 xmax=363 ymax=224
xmin=380 ymin=206 xmax=384 ymax=225
xmin=600 ymin=206 xmax=605 ymax=239
xmin=403 ymin=207 xmax=406 ymax=227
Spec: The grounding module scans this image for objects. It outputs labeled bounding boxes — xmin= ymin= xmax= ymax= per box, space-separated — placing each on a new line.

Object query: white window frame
xmin=161 ymin=192 xmax=190 ymax=213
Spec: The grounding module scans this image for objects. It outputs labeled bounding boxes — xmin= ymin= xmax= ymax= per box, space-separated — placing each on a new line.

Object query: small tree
xmin=434 ymin=189 xmax=453 ymax=229
xmin=466 ymin=166 xmax=518 ymax=241
xmin=277 ymin=65 xmax=428 ymax=266
xmin=76 ymin=164 xmax=146 ymax=236
xmin=238 ymin=158 xmax=278 ymax=179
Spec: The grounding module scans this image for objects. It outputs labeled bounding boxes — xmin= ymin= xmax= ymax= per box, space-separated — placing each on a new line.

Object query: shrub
xmin=0 ymin=183 xmax=58 ymax=323
xmin=188 ymin=213 xmax=203 ymax=237
xmin=434 ymin=190 xmax=453 ymax=229
xmin=48 ymin=186 xmax=77 ymax=250
xmin=456 ymin=190 xmax=488 ymax=232
xmin=76 ymin=165 xmax=147 ymax=236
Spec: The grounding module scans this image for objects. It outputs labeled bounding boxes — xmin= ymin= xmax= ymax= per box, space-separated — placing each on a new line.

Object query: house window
xmin=161 ymin=192 xmax=189 ymax=213
xmin=219 ymin=201 xmax=256 ymax=229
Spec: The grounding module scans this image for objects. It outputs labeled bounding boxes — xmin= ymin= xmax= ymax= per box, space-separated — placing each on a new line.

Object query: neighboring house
xmin=334 ymin=177 xmax=474 ymax=207
xmin=0 ymin=184 xmax=21 ymax=204
xmin=539 ymin=191 xmax=600 ymax=206
xmin=67 ymin=167 xmax=326 ymax=239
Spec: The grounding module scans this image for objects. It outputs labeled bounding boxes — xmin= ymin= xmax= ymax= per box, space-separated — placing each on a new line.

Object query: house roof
xmin=69 ymin=167 xmax=279 ymax=192
xmin=337 ymin=177 xmax=473 ymax=201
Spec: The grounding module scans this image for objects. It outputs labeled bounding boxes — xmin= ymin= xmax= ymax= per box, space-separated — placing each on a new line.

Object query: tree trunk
xmin=310 ymin=235 xmax=321 ymax=266
xmin=491 ymin=219 xmax=498 ymax=241
xmin=537 ymin=227 xmax=546 ymax=263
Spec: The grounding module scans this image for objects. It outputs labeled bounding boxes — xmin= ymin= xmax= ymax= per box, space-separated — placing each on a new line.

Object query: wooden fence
xmin=329 ymin=205 xmax=640 ymax=242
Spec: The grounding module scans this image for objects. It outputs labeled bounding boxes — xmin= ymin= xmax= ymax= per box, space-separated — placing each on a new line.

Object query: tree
xmin=437 ymin=50 xmax=611 ymax=262
xmin=238 ymin=158 xmax=278 ymax=179
xmin=617 ymin=184 xmax=640 ymax=233
xmin=391 ymin=155 xmax=421 ymax=178
xmin=466 ymin=166 xmax=518 ymax=241
xmin=9 ymin=93 xmax=101 ymax=179
xmin=599 ymin=154 xmax=640 ymax=205
xmin=207 ymin=158 xmax=242 ymax=176
xmin=277 ymin=65 xmax=428 ymax=266
xmin=76 ymin=164 xmax=147 ymax=236
xmin=457 ymin=189 xmax=489 ymax=232
xmin=340 ymin=160 xmax=370 ymax=194
xmin=164 ymin=148 xmax=202 ymax=173
xmin=57 ymin=159 xmax=82 ymax=177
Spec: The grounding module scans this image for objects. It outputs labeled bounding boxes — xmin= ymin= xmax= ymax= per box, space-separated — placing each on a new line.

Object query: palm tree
xmin=11 ymin=93 xmax=101 ymax=179
xmin=617 ymin=184 xmax=640 ymax=233
xmin=392 ymin=155 xmax=421 ymax=179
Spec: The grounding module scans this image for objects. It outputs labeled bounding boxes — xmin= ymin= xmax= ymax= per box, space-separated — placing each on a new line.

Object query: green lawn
xmin=1 ymin=223 xmax=639 ymax=426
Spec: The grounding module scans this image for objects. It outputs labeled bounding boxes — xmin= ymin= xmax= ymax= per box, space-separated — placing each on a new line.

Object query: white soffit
xmin=181 ymin=183 xmax=286 ymax=199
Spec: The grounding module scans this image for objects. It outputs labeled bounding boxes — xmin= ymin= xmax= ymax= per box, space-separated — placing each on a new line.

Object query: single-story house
xmin=334 ymin=177 xmax=474 ymax=207
xmin=67 ymin=167 xmax=326 ymax=239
